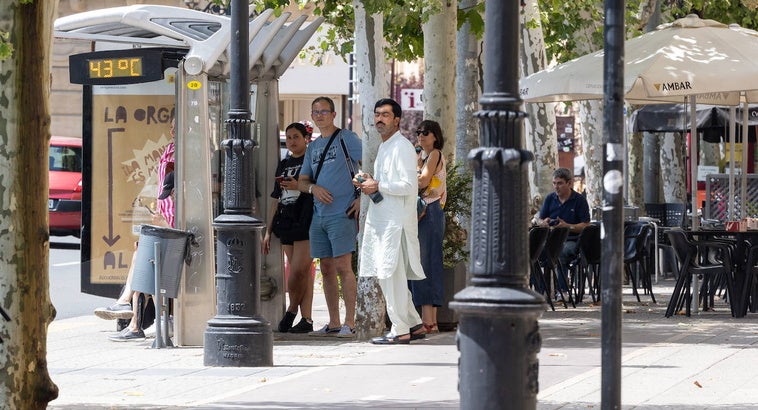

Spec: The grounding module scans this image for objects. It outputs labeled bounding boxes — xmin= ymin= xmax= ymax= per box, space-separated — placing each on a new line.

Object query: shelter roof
xmin=54 ymin=5 xmax=322 ymax=80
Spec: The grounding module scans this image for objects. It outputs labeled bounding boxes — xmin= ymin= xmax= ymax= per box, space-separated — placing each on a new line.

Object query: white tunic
xmin=359 ymin=131 xmax=425 ymax=281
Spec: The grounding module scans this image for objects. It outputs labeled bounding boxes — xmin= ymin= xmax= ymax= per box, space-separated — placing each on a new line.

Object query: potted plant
xmin=438 ymin=160 xmax=472 ymax=330
xmin=442 ymin=160 xmax=472 ymax=268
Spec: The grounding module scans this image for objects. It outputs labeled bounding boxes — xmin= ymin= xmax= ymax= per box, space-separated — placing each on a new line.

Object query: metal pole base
xmin=204 ymin=216 xmax=272 ymax=367
xmin=204 ymin=318 xmax=273 ymax=366
xmin=450 ymin=286 xmax=545 ymax=409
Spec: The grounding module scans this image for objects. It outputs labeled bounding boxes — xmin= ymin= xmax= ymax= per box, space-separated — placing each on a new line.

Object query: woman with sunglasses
xmin=410 ymin=120 xmax=447 ymax=334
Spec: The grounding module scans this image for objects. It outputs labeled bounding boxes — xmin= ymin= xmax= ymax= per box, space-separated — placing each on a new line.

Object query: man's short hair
xmin=312 ymin=96 xmax=335 ymax=112
xmin=374 ymin=98 xmax=402 ymax=118
xmin=553 ymin=168 xmax=572 ymax=182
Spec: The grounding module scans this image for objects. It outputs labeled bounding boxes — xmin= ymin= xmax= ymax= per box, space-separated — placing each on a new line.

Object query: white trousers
xmin=378 ymin=247 xmax=422 ymax=336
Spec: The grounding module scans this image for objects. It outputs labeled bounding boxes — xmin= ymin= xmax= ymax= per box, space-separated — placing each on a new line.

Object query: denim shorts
xmin=309 ymin=213 xmax=358 ymax=259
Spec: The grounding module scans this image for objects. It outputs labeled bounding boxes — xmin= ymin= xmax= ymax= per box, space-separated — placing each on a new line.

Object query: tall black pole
xmin=602 ymin=0 xmax=625 ymax=407
xmin=203 ymin=0 xmax=273 ymax=367
xmin=450 ymin=1 xmax=545 ymax=408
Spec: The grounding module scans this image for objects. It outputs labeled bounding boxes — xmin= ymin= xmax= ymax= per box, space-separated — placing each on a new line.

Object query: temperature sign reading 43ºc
xmin=88 ymin=57 xmax=143 ymax=79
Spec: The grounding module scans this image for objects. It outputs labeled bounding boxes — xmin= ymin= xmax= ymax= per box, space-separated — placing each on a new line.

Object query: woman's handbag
xmin=272 ymin=193 xmax=314 ymax=238
xmin=417 ymin=195 xmax=428 ymax=220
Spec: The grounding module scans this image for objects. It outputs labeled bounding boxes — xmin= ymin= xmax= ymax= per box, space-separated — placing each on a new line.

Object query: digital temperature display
xmin=88 ymin=57 xmax=143 ymax=79
xmin=69 ymin=48 xmax=186 ymax=85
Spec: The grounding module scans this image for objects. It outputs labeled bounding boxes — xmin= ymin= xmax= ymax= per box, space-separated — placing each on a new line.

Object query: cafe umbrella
xmin=520 ymin=14 xmax=758 ymax=227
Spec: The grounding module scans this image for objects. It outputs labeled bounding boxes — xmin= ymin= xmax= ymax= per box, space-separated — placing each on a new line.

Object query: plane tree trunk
xmin=0 ymin=1 xmax=60 ymax=408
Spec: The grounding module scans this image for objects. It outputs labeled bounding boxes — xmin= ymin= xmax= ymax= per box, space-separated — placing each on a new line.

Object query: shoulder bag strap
xmin=313 ymin=129 xmax=340 ymax=182
xmin=339 ymin=135 xmax=358 ymax=178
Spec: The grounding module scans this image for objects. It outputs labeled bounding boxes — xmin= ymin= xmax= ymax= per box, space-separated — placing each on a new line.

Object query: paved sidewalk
xmin=47 ymin=278 xmax=758 ymax=409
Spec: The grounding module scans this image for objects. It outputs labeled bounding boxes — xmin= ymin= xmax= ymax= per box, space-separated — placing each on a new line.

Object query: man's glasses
xmin=311 ymin=109 xmax=333 ymax=116
xmin=416 ymin=130 xmax=430 ymax=136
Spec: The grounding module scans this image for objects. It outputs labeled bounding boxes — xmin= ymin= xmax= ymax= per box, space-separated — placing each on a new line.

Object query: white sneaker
xmin=144 ymin=317 xmax=174 ymax=338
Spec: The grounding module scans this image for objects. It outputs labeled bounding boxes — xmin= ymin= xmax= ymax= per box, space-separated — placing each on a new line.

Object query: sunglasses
xmin=415 ymin=130 xmax=430 ymax=136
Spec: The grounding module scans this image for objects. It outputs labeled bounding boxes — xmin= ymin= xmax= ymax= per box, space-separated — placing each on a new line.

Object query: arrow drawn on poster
xmin=102 ymin=127 xmax=124 ymax=247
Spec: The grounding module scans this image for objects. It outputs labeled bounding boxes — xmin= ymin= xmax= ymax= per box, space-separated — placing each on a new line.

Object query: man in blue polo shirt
xmin=538 ymin=168 xmax=591 ymax=289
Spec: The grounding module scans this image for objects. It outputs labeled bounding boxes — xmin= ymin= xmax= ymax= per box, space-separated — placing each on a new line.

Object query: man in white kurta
xmin=356 ymin=98 xmax=426 ymax=344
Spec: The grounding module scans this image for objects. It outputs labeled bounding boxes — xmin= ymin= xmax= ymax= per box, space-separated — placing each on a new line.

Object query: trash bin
xmin=131 ymin=224 xmax=195 ymax=298
xmin=437 ymin=262 xmax=467 ymax=331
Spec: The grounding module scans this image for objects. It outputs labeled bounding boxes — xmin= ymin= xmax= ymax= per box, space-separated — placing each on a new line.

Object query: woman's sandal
xmin=410 ymin=324 xmax=426 ymax=341
xmin=423 ymin=323 xmax=439 ymax=334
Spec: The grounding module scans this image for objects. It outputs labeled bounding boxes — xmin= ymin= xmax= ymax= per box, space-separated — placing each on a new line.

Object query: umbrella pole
xmin=691 ymin=97 xmax=699 ymax=229
xmin=729 ymin=106 xmax=736 ymax=221
xmin=742 ymin=100 xmax=749 ymax=217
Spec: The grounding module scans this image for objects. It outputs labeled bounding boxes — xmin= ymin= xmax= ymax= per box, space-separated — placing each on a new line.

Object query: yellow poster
xmin=89 ymin=79 xmax=175 ymax=285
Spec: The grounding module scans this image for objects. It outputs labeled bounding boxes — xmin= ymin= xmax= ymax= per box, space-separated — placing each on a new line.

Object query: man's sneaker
xmin=289 ymin=318 xmax=313 ymax=334
xmin=94 ymin=303 xmax=133 ymax=320
xmin=309 ymin=324 xmax=341 ymax=337
xmin=107 ymin=328 xmax=145 ymax=342
xmin=278 ymin=311 xmax=297 ymax=332
xmin=336 ymin=324 xmax=356 ymax=338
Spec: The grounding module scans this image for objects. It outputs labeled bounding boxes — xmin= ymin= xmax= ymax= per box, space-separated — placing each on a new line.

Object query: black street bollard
xmin=203 ymin=0 xmax=272 ymax=367
xmin=449 ymin=1 xmax=546 ymax=408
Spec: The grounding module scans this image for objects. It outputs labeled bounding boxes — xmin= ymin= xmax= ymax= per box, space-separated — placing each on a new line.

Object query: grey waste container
xmin=131 ymin=224 xmax=195 ymax=298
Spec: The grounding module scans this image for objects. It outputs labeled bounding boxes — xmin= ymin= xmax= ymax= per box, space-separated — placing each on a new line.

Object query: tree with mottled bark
xmin=0 ymin=1 xmax=60 ymax=408
xmin=520 ymin=0 xmax=558 ymax=215
xmin=454 ymin=0 xmax=481 ymax=163
xmin=352 ymin=1 xmax=390 ymax=339
xmin=422 ymin=0 xmax=457 ymax=160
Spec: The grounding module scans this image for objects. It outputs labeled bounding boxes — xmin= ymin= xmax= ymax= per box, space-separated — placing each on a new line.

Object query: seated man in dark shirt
xmin=537 ymin=168 xmax=591 ymax=289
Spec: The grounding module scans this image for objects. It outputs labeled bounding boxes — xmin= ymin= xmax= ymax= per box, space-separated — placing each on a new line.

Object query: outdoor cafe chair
xmin=568 ymin=223 xmax=601 ymax=304
xmin=539 ymin=227 xmax=575 ymax=309
xmin=529 ymin=226 xmax=553 ymax=311
xmin=624 ymin=222 xmax=656 ymax=304
xmin=738 ymin=245 xmax=758 ymax=317
xmin=665 ymin=229 xmax=736 ymax=317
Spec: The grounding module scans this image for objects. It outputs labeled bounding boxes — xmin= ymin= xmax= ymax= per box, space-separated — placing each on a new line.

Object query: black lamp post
xmin=449 ymin=1 xmax=546 ymax=408
xmin=601 ymin=0 xmax=625 ymax=407
xmin=203 ymin=0 xmax=273 ymax=367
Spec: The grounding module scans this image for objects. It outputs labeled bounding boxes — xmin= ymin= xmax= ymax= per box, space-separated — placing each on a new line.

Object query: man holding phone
xmin=297 ymin=96 xmax=361 ymax=337
xmin=537 ymin=167 xmax=591 ymax=290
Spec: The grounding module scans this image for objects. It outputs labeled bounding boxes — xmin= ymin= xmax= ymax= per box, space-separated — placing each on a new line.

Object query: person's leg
xmin=290 ymin=240 xmax=314 ymax=320
xmin=325 ymin=215 xmax=358 ymax=329
xmin=308 ymin=214 xmax=340 ymax=331
xmin=108 ymin=291 xmax=146 ymax=341
xmin=318 ymin=256 xmax=342 ymax=329
xmin=277 ymin=243 xmax=298 ymax=332
xmin=413 ymin=201 xmax=444 ymax=330
xmin=421 ymin=305 xmax=438 ymax=332
xmin=282 ymin=244 xmax=300 ymax=315
xmin=94 ymin=249 xmax=138 ymax=320
xmin=117 ymin=247 xmax=139 ymax=303
xmin=558 ymin=240 xmax=579 ymax=291
xmin=378 ymin=256 xmax=421 ymax=340
xmin=127 ymin=291 xmax=141 ymax=331
xmin=332 ymin=253 xmax=356 ymax=329
xmin=288 ymin=240 xmax=315 ymax=333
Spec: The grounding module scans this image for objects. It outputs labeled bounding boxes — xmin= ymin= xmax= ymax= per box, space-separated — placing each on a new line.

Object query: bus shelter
xmin=54 ymin=5 xmax=322 ymax=346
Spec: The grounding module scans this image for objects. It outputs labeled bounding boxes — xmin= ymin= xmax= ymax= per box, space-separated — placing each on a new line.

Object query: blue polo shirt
xmin=539 ymin=190 xmax=590 ymax=236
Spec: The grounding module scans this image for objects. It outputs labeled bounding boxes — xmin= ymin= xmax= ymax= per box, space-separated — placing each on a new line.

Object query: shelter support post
xmin=204 ymin=0 xmax=273 ymax=367
xmin=450 ymin=1 xmax=545 ymax=408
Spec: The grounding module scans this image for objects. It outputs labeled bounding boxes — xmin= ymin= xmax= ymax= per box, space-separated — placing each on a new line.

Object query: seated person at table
xmin=536 ymin=168 xmax=591 ymax=288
